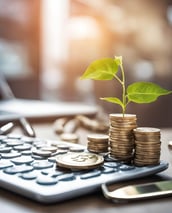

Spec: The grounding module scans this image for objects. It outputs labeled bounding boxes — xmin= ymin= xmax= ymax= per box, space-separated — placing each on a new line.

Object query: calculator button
xmin=58 ymin=173 xmax=75 ymax=181
xmin=36 ymin=175 xmax=58 ymax=185
xmin=32 ymin=161 xmax=54 ymax=169
xmin=101 ymin=166 xmax=116 ymax=174
xmin=69 ymin=147 xmax=85 ymax=152
xmin=1 ymin=152 xmax=21 ymax=159
xmin=21 ymin=150 xmax=32 ymax=155
xmin=32 ymin=149 xmax=52 ymax=157
xmin=7 ymin=134 xmax=22 ymax=139
xmin=6 ymin=140 xmax=24 ymax=147
xmin=80 ymin=170 xmax=101 ymax=179
xmin=4 ymin=165 xmax=34 ymax=174
xmin=19 ymin=171 xmax=37 ymax=180
xmin=33 ymin=141 xmax=47 ymax=149
xmin=0 ymin=135 xmax=7 ymax=141
xmin=57 ymin=144 xmax=70 ymax=150
xmin=119 ymin=164 xmax=135 ymax=171
xmin=41 ymin=146 xmax=57 ymax=153
xmin=41 ymin=169 xmax=64 ymax=177
xmin=0 ymin=160 xmax=13 ymax=169
xmin=52 ymin=150 xmax=68 ymax=155
xmin=31 ymin=154 xmax=47 ymax=160
xmin=47 ymin=156 xmax=56 ymax=162
xmin=0 ymin=146 xmax=12 ymax=153
xmin=21 ymin=136 xmax=34 ymax=144
xmin=11 ymin=156 xmax=34 ymax=165
xmin=104 ymin=162 xmax=120 ymax=168
xmin=13 ymin=144 xmax=32 ymax=151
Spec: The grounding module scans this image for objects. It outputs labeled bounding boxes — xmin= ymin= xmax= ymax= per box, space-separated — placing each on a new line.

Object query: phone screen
xmin=135 ymin=184 xmax=161 ymax=194
xmin=134 ymin=181 xmax=172 ymax=194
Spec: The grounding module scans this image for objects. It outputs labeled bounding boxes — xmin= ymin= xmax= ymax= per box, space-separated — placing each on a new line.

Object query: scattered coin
xmin=60 ymin=133 xmax=79 ymax=143
xmin=53 ymin=117 xmax=69 ymax=134
xmin=168 ymin=141 xmax=172 ymax=149
xmin=56 ymin=152 xmax=104 ymax=170
xmin=76 ymin=115 xmax=109 ymax=132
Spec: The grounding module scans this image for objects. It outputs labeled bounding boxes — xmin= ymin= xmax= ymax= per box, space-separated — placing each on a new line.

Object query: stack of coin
xmin=109 ymin=114 xmax=137 ymax=161
xmin=133 ymin=127 xmax=161 ymax=166
xmin=87 ymin=134 xmax=109 ymax=153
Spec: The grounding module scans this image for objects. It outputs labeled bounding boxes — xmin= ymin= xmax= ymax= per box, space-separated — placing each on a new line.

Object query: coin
xmin=168 ymin=141 xmax=172 ymax=149
xmin=53 ymin=117 xmax=69 ymax=134
xmin=110 ymin=113 xmax=137 ymax=120
xmin=60 ymin=133 xmax=79 ymax=143
xmin=134 ymin=127 xmax=160 ymax=134
xmin=76 ymin=115 xmax=109 ymax=132
xmin=87 ymin=134 xmax=109 ymax=142
xmin=56 ymin=152 xmax=104 ymax=170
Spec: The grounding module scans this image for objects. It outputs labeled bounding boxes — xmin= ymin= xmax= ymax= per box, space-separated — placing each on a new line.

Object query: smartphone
xmin=101 ymin=180 xmax=172 ymax=202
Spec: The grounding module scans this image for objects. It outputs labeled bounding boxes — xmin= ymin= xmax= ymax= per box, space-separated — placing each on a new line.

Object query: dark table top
xmin=0 ymin=123 xmax=172 ymax=213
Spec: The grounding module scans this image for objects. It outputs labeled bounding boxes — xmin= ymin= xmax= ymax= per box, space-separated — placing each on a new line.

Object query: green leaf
xmin=100 ymin=97 xmax=124 ymax=109
xmin=80 ymin=58 xmax=118 ymax=80
xmin=127 ymin=82 xmax=172 ymax=103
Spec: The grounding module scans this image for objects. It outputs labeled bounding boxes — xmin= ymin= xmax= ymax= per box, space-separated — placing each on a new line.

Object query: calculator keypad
xmin=0 ymin=134 xmax=168 ymax=203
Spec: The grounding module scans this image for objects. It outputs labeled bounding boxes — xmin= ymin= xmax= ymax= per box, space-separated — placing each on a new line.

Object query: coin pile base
xmin=133 ymin=127 xmax=161 ymax=166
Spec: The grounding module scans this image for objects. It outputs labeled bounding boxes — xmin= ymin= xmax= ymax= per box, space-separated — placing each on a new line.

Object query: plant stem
xmin=120 ymin=63 xmax=126 ymax=116
xmin=114 ymin=75 xmax=123 ymax=85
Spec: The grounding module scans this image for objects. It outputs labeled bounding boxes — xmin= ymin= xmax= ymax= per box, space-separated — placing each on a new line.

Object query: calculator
xmin=0 ymin=134 xmax=168 ymax=203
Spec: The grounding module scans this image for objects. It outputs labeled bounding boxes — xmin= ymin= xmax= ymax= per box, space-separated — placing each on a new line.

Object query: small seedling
xmin=80 ymin=56 xmax=172 ymax=115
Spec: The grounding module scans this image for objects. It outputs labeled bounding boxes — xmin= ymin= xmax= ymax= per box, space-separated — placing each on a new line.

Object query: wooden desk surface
xmin=0 ymin=123 xmax=172 ymax=213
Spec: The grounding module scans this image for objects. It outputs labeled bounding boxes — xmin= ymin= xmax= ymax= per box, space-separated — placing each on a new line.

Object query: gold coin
xmin=60 ymin=133 xmax=79 ymax=143
xmin=87 ymin=148 xmax=108 ymax=154
xmin=87 ymin=134 xmax=109 ymax=142
xmin=109 ymin=134 xmax=134 ymax=141
xmin=134 ymin=160 xmax=160 ymax=166
xmin=110 ymin=123 xmax=137 ymax=129
xmin=56 ymin=152 xmax=104 ymax=170
xmin=134 ymin=127 xmax=160 ymax=134
xmin=110 ymin=153 xmax=133 ymax=160
xmin=87 ymin=143 xmax=108 ymax=148
xmin=135 ymin=144 xmax=161 ymax=150
xmin=110 ymin=113 xmax=137 ymax=120
xmin=136 ymin=140 xmax=160 ymax=146
xmin=135 ymin=152 xmax=160 ymax=158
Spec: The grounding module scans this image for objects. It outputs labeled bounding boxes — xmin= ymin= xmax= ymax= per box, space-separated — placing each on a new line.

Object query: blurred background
xmin=0 ymin=0 xmax=172 ymax=127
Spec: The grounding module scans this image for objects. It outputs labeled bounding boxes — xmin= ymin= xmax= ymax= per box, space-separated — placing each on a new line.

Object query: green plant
xmin=80 ymin=56 xmax=172 ymax=115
